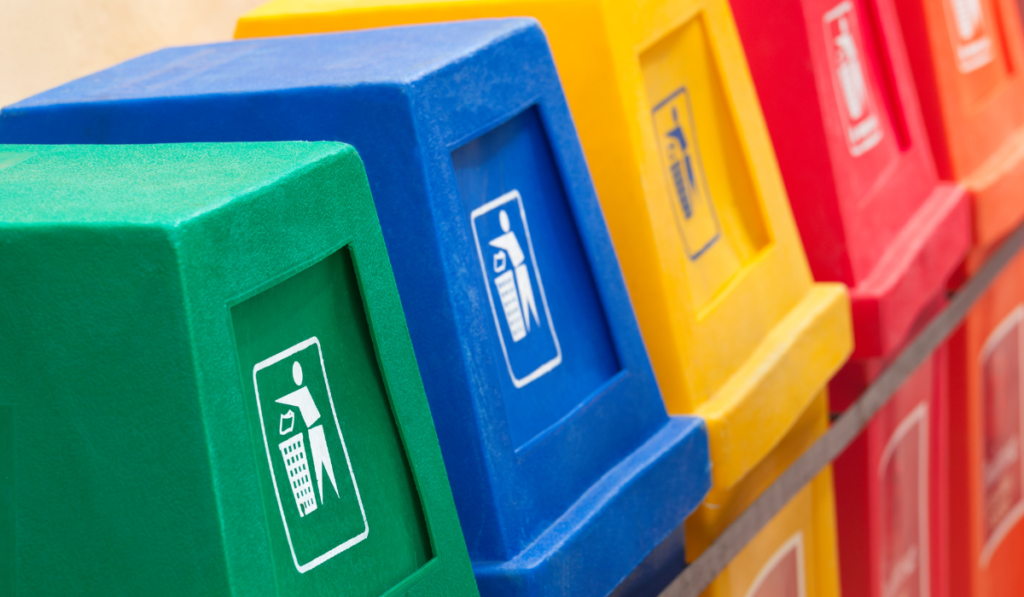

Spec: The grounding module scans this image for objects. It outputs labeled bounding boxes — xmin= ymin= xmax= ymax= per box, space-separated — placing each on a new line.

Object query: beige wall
xmin=0 ymin=0 xmax=267 ymax=107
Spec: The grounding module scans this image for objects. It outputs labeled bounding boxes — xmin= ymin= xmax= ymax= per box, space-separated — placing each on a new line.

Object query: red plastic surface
xmin=947 ymin=248 xmax=1024 ymax=597
xmin=731 ymin=0 xmax=971 ymax=360
xmin=832 ymin=344 xmax=949 ymax=597
xmin=828 ymin=293 xmax=949 ymax=597
xmin=894 ymin=0 xmax=1024 ymax=259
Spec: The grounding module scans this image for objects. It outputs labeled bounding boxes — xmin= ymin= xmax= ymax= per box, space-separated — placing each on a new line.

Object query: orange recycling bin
xmin=896 ymin=0 xmax=1024 ymax=264
xmin=945 ymin=248 xmax=1024 ymax=597
xmin=894 ymin=0 xmax=1024 ymax=595
xmin=235 ymin=1 xmax=854 ymax=595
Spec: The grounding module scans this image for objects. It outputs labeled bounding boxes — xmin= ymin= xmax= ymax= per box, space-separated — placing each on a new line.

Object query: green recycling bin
xmin=0 ymin=143 xmax=478 ymax=597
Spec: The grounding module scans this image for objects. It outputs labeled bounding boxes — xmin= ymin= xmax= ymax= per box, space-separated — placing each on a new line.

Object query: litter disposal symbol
xmin=471 ymin=189 xmax=562 ymax=388
xmin=253 ymin=336 xmax=368 ymax=573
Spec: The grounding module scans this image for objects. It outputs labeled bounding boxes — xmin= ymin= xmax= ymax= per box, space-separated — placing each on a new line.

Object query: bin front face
xmin=833 ymin=348 xmax=949 ymax=597
xmin=0 ymin=143 xmax=478 ymax=597
xmin=948 ymin=250 xmax=1024 ymax=597
xmin=0 ymin=22 xmax=713 ymax=596
xmin=686 ymin=393 xmax=841 ymax=597
xmin=731 ymin=0 xmax=971 ymax=358
xmin=232 ymin=0 xmax=853 ymax=500
xmin=895 ymin=0 xmax=1024 ymax=252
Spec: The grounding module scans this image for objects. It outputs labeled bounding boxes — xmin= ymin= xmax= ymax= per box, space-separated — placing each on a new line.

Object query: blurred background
xmin=0 ymin=0 xmax=266 ymax=107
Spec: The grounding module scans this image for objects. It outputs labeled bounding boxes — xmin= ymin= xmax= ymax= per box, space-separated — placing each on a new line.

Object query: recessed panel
xmin=232 ymin=248 xmax=431 ymax=597
xmin=979 ymin=306 xmax=1024 ymax=563
xmin=641 ymin=15 xmax=771 ymax=312
xmin=877 ymin=405 xmax=929 ymax=597
xmin=452 ymin=107 xmax=621 ymax=450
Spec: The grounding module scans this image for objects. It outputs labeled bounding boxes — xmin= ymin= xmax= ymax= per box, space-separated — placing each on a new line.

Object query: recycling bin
xmin=945 ymin=248 xmax=1024 ymax=597
xmin=231 ymin=1 xmax=857 ymax=595
xmin=895 ymin=0 xmax=1024 ymax=266
xmin=891 ymin=0 xmax=1024 ymax=594
xmin=0 ymin=20 xmax=714 ymax=597
xmin=729 ymin=1 xmax=972 ymax=596
xmin=0 ymin=142 xmax=478 ymax=596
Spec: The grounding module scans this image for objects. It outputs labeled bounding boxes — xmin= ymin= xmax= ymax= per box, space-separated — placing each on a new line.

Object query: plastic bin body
xmin=894 ymin=0 xmax=1024 ymax=263
xmin=728 ymin=2 xmax=969 ymax=596
xmin=730 ymin=0 xmax=970 ymax=360
xmin=0 ymin=20 xmax=713 ymax=597
xmin=945 ymin=249 xmax=1024 ymax=597
xmin=233 ymin=1 xmax=856 ymax=594
xmin=830 ymin=340 xmax=950 ymax=597
xmin=234 ymin=0 xmax=853 ymax=488
xmin=0 ymin=143 xmax=478 ymax=597
xmin=684 ymin=392 xmax=841 ymax=597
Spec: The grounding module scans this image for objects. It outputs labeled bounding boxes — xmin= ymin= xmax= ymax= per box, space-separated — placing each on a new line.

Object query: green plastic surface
xmin=0 ymin=143 xmax=478 ymax=597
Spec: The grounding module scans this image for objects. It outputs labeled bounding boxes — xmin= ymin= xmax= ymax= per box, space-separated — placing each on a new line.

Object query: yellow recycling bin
xmin=236 ymin=1 xmax=854 ymax=595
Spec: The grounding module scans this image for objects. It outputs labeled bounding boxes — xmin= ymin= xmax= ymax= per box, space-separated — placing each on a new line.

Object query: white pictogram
xmin=943 ymin=0 xmax=994 ymax=72
xmin=824 ymin=2 xmax=883 ymax=156
xmin=471 ymin=190 xmax=562 ymax=388
xmin=490 ymin=209 xmax=539 ymax=342
xmin=951 ymin=0 xmax=984 ymax=41
xmin=254 ymin=337 xmax=368 ymax=573
xmin=276 ymin=360 xmax=340 ymax=517
xmin=280 ymin=433 xmax=317 ymax=517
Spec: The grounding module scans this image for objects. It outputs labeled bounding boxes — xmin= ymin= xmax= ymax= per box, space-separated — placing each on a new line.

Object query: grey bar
xmin=658 ymin=221 xmax=1024 ymax=597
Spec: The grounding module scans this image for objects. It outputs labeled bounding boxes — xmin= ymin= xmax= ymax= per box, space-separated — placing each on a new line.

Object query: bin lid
xmin=730 ymin=0 xmax=971 ymax=359
xmin=0 ymin=142 xmax=477 ymax=596
xmin=231 ymin=0 xmax=854 ymax=492
xmin=0 ymin=21 xmax=712 ymax=597
xmin=896 ymin=0 xmax=1024 ymax=255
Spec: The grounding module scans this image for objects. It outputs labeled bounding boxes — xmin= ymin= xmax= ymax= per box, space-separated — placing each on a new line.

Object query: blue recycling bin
xmin=0 ymin=19 xmax=711 ymax=597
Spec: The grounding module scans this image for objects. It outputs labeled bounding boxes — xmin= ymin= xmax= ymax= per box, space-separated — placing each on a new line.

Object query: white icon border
xmin=743 ymin=531 xmax=808 ymax=597
xmin=253 ymin=336 xmax=369 ymax=573
xmin=941 ymin=0 xmax=994 ymax=73
xmin=876 ymin=403 xmax=930 ymax=597
xmin=822 ymin=0 xmax=885 ymax=158
xmin=978 ymin=305 xmax=1024 ymax=565
xmin=470 ymin=189 xmax=562 ymax=388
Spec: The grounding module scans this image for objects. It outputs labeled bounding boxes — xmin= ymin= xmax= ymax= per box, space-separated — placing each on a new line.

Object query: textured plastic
xmin=0 ymin=21 xmax=713 ymax=597
xmin=0 ymin=142 xmax=478 ymax=597
xmin=894 ymin=0 xmax=1024 ymax=264
xmin=731 ymin=0 xmax=970 ymax=360
xmin=946 ymin=248 xmax=1024 ymax=597
xmin=831 ymin=336 xmax=950 ymax=597
xmin=232 ymin=3 xmax=853 ymax=596
xmin=233 ymin=0 xmax=852 ymax=510
xmin=728 ymin=3 xmax=963 ymax=596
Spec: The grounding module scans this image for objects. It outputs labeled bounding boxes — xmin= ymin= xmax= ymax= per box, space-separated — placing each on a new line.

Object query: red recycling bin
xmin=730 ymin=1 xmax=971 ymax=596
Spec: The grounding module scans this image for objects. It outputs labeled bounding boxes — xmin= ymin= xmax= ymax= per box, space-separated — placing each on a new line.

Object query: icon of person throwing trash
xmin=489 ymin=209 xmax=540 ymax=343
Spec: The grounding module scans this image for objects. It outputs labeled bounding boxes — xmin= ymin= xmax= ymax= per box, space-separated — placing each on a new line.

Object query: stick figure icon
xmin=276 ymin=361 xmax=339 ymax=515
xmin=489 ymin=209 xmax=540 ymax=342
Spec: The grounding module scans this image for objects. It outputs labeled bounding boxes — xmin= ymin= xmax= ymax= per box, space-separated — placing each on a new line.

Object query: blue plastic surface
xmin=0 ymin=20 xmax=712 ymax=597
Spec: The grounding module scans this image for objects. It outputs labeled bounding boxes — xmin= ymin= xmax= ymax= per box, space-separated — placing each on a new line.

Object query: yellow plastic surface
xmin=236 ymin=0 xmax=853 ymax=496
xmin=688 ymin=392 xmax=840 ymax=597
